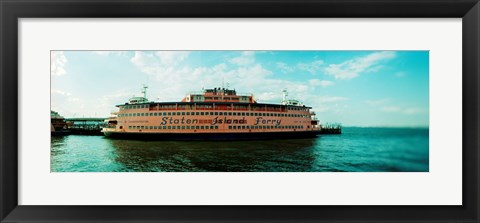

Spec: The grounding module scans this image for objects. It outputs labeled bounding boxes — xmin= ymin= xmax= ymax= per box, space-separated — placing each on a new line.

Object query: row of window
xmin=119 ymin=112 xmax=309 ymax=118
xmin=120 ymin=104 xmax=309 ymax=111
xmin=127 ymin=125 xmax=305 ymax=130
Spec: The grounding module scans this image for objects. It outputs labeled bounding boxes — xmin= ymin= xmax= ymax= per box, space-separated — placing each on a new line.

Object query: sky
xmin=51 ymin=50 xmax=429 ymax=127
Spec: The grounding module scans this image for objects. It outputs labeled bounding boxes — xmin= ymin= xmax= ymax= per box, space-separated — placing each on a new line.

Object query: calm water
xmin=51 ymin=127 xmax=429 ymax=172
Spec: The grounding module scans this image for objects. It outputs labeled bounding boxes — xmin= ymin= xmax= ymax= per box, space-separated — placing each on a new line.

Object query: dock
xmin=319 ymin=123 xmax=342 ymax=134
xmin=65 ymin=118 xmax=106 ymax=135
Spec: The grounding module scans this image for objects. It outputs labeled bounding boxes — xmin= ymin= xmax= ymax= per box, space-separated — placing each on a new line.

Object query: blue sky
xmin=51 ymin=50 xmax=429 ymax=127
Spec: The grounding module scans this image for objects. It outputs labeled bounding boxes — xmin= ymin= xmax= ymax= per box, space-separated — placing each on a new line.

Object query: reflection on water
xmin=108 ymin=139 xmax=317 ymax=172
xmin=51 ymin=127 xmax=429 ymax=172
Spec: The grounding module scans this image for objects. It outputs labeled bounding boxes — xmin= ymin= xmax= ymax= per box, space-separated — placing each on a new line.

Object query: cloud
xmin=155 ymin=51 xmax=190 ymax=66
xmin=51 ymin=89 xmax=71 ymax=96
xmin=297 ymin=60 xmax=324 ymax=74
xmin=229 ymin=51 xmax=255 ymax=66
xmin=128 ymin=51 xmax=348 ymax=117
xmin=365 ymin=99 xmax=390 ymax=106
xmin=381 ymin=106 xmax=401 ymax=112
xmin=276 ymin=62 xmax=294 ymax=73
xmin=130 ymin=51 xmax=190 ymax=75
xmin=308 ymin=79 xmax=334 ymax=87
xmin=395 ymin=72 xmax=406 ymax=78
xmin=51 ymin=51 xmax=67 ymax=76
xmin=403 ymin=107 xmax=426 ymax=115
xmin=318 ymin=96 xmax=348 ymax=103
xmin=92 ymin=51 xmax=128 ymax=56
xmin=325 ymin=51 xmax=396 ymax=80
xmin=381 ymin=106 xmax=427 ymax=115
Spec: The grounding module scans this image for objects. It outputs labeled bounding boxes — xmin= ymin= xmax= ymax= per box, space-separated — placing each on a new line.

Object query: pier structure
xmin=320 ymin=123 xmax=342 ymax=134
xmin=65 ymin=117 xmax=107 ymax=135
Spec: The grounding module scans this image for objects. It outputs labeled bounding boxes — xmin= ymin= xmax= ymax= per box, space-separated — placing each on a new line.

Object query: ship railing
xmin=188 ymin=91 xmax=253 ymax=97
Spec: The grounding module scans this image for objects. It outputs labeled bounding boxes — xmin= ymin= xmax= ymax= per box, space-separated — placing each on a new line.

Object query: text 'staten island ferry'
xmin=102 ymin=86 xmax=321 ymax=140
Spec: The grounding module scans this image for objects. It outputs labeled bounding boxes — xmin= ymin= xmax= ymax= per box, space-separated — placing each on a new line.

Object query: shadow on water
xmin=105 ymin=138 xmax=318 ymax=172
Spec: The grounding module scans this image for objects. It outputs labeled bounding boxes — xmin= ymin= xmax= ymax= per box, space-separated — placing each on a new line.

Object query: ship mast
xmin=282 ymin=89 xmax=288 ymax=104
xmin=141 ymin=84 xmax=148 ymax=100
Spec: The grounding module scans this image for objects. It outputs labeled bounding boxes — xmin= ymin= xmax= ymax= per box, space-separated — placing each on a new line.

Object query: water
xmin=51 ymin=127 xmax=429 ymax=172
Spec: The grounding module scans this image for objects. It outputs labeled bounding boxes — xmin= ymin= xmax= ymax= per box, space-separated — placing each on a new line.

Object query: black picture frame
xmin=1 ymin=0 xmax=479 ymax=222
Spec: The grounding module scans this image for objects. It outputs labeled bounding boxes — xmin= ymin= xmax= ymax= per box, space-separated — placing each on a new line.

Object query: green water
xmin=51 ymin=127 xmax=429 ymax=172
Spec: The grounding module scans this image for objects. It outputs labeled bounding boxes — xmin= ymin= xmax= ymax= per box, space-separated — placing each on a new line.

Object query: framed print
xmin=1 ymin=0 xmax=479 ymax=222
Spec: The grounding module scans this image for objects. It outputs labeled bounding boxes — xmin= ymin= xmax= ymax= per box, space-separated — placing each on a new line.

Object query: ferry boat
xmin=51 ymin=110 xmax=69 ymax=136
xmin=102 ymin=86 xmax=321 ymax=140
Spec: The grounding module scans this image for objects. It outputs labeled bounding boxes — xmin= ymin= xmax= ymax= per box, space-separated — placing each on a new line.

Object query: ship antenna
xmin=282 ymin=88 xmax=288 ymax=102
xmin=142 ymin=84 xmax=148 ymax=99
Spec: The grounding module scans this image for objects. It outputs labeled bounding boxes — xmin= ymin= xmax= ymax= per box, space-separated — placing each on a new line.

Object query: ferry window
xmin=182 ymin=126 xmax=185 ymax=129
xmin=195 ymin=112 xmax=199 ymax=115
xmin=209 ymin=126 xmax=213 ymax=129
xmin=233 ymin=126 xmax=237 ymax=129
xmin=214 ymin=112 xmax=218 ymax=115
xmin=133 ymin=113 xmax=137 ymax=116
xmin=178 ymin=112 xmax=182 ymax=116
xmin=200 ymin=112 xmax=204 ymax=115
xmin=149 ymin=126 xmax=152 ymax=129
xmin=196 ymin=126 xmax=200 ymax=129
xmin=182 ymin=112 xmax=185 ymax=115
xmin=162 ymin=126 xmax=166 ymax=129
xmin=242 ymin=126 xmax=246 ymax=129
xmin=215 ymin=126 xmax=218 ymax=129
xmin=228 ymin=112 xmax=232 ymax=116
xmin=228 ymin=126 xmax=232 ymax=129
xmin=154 ymin=126 xmax=157 ymax=129
xmin=186 ymin=112 xmax=190 ymax=115
xmin=167 ymin=112 xmax=171 ymax=116
xmin=200 ymin=126 xmax=204 ymax=129
xmin=167 ymin=126 xmax=171 ymax=129
xmin=219 ymin=112 xmax=223 ymax=115
xmin=210 ymin=112 xmax=214 ymax=115
xmin=172 ymin=126 xmax=176 ymax=129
